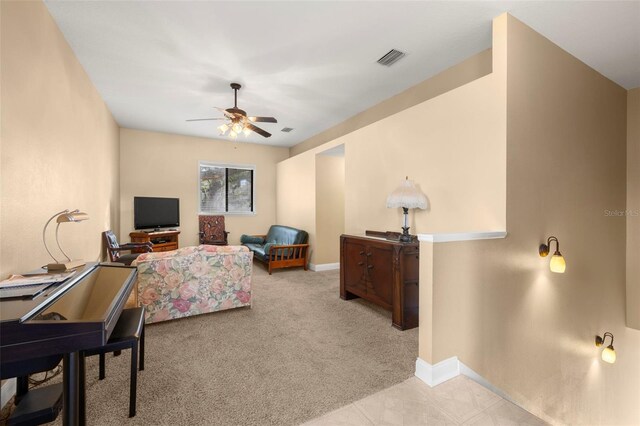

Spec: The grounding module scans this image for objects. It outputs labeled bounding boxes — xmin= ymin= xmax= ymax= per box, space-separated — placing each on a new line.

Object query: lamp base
xmin=399 ymin=227 xmax=412 ymax=243
xmin=47 ymin=260 xmax=86 ymax=271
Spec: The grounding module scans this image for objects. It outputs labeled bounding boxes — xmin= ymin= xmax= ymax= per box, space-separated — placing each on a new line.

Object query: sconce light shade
xmin=601 ymin=346 xmax=616 ymax=364
xmin=549 ymin=254 xmax=566 ymax=273
xmin=595 ymin=332 xmax=616 ymax=364
xmin=539 ymin=236 xmax=566 ymax=273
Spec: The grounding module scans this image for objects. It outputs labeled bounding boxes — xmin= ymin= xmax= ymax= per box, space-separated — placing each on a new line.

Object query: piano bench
xmin=7 ymin=383 xmax=63 ymax=426
xmin=79 ymin=307 xmax=145 ymax=419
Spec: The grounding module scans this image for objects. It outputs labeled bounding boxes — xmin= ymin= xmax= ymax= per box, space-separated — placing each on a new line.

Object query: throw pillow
xmin=240 ymin=234 xmax=265 ymax=245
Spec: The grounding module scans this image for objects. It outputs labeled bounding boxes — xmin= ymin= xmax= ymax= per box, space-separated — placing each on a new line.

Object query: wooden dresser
xmin=340 ymin=234 xmax=419 ymax=330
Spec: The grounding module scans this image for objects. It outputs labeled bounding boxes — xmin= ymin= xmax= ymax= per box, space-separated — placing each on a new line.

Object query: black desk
xmin=0 ymin=263 xmax=137 ymax=426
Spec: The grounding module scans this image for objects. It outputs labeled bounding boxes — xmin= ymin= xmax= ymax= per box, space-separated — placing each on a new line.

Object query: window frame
xmin=198 ymin=161 xmax=256 ymax=215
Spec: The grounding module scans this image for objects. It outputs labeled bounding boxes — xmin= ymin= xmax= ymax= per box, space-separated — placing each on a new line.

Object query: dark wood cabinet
xmin=340 ymin=234 xmax=419 ymax=330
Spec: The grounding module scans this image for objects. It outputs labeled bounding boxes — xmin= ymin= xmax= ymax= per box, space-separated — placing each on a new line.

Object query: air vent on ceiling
xmin=281 ymin=127 xmax=294 ymax=133
xmin=377 ymin=49 xmax=406 ymax=66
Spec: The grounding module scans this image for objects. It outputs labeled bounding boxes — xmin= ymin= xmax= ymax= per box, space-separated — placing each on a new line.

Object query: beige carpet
xmin=11 ymin=264 xmax=418 ymax=425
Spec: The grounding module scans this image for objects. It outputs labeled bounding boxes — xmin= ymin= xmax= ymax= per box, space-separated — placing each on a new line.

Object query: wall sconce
xmin=595 ymin=332 xmax=616 ymax=364
xmin=43 ymin=209 xmax=90 ymax=271
xmin=539 ymin=236 xmax=566 ymax=273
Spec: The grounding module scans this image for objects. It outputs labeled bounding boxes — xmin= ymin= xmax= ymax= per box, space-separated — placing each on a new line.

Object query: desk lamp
xmin=43 ymin=209 xmax=89 ymax=271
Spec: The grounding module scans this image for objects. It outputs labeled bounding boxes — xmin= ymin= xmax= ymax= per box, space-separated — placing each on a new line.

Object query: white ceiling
xmin=44 ymin=1 xmax=640 ymax=148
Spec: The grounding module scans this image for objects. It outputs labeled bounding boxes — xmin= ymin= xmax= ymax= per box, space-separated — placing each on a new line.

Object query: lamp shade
xmin=386 ymin=178 xmax=428 ymax=209
xmin=601 ymin=345 xmax=616 ymax=364
xmin=549 ymin=253 xmax=566 ymax=273
xmin=56 ymin=210 xmax=89 ymax=223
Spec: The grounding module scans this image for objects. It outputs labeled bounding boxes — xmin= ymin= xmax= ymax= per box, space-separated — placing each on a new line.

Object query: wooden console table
xmin=130 ymin=230 xmax=180 ymax=253
xmin=340 ymin=234 xmax=419 ymax=330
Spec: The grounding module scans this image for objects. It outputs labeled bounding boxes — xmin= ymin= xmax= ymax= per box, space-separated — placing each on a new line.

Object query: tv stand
xmin=130 ymin=230 xmax=180 ymax=253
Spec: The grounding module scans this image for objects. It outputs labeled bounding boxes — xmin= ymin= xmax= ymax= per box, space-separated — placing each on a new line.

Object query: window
xmin=199 ymin=162 xmax=255 ymax=214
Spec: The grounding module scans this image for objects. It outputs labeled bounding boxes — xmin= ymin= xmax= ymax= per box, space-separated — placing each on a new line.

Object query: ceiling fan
xmin=186 ymin=83 xmax=277 ymax=139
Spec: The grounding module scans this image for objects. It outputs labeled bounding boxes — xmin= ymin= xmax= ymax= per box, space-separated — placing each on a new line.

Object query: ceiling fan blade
xmin=186 ymin=118 xmax=224 ymax=122
xmin=245 ymin=122 xmax=272 ymax=138
xmin=248 ymin=116 xmax=278 ymax=123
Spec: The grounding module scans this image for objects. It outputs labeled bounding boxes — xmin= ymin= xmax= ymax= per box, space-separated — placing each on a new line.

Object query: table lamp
xmin=386 ymin=177 xmax=428 ymax=242
xmin=43 ymin=209 xmax=90 ymax=271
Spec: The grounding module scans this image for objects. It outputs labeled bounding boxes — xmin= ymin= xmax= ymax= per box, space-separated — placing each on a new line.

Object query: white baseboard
xmin=415 ymin=356 xmax=460 ymax=387
xmin=309 ymin=262 xmax=340 ymax=272
xmin=1 ymin=378 xmax=16 ymax=409
xmin=415 ymin=357 xmax=516 ymax=405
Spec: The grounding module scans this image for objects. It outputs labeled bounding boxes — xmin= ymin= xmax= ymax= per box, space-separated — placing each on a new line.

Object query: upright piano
xmin=0 ymin=263 xmax=137 ymax=426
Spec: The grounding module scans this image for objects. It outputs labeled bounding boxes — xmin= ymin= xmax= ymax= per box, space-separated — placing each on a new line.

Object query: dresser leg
xmin=340 ymin=290 xmax=359 ymax=300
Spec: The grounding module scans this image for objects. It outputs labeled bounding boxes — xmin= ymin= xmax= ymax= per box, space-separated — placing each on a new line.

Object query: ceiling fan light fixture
xmin=187 ymin=83 xmax=276 ymax=139
xmin=232 ymin=122 xmax=244 ymax=134
xmin=218 ymin=123 xmax=229 ymax=135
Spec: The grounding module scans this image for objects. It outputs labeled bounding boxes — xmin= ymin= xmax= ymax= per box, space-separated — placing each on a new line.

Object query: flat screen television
xmin=134 ymin=197 xmax=180 ymax=230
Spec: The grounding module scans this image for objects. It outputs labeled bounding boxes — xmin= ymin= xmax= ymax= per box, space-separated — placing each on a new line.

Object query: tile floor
xmin=303 ymin=375 xmax=547 ymax=426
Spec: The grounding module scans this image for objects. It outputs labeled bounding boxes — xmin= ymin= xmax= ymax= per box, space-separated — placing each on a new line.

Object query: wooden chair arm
xmin=265 ymin=243 xmax=310 ymax=274
xmin=118 ymin=243 xmax=153 ymax=252
xmin=111 ymin=246 xmax=138 ymax=252
xmin=267 ymin=243 xmax=309 ymax=253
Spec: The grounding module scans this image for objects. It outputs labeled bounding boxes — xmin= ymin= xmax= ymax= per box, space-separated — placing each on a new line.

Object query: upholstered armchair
xmin=199 ymin=215 xmax=229 ymax=246
xmin=103 ymin=230 xmax=153 ymax=266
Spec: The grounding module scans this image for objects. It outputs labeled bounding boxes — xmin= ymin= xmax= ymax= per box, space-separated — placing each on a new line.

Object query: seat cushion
xmin=108 ymin=307 xmax=145 ymax=343
xmin=83 ymin=308 xmax=144 ymax=356
xmin=244 ymin=243 xmax=268 ymax=261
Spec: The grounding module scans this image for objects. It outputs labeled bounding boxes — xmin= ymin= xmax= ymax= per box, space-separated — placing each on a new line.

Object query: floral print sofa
xmin=132 ymin=245 xmax=253 ymax=324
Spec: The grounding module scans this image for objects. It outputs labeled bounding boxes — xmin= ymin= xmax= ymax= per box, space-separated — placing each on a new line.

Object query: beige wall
xmin=276 ymin=151 xmax=318 ymax=261
xmin=342 ymin=70 xmax=506 ymax=237
xmin=119 ymin=128 xmax=289 ymax=247
xmin=314 ymin=154 xmax=345 ymax=265
xmin=290 ymin=49 xmax=493 ymax=157
xmin=278 ymin=47 xmax=505 ymax=265
xmin=420 ymin=14 xmax=639 ymax=425
xmin=627 ymin=88 xmax=640 ymax=329
xmin=0 ymin=0 xmax=120 ymax=277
